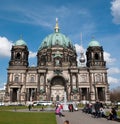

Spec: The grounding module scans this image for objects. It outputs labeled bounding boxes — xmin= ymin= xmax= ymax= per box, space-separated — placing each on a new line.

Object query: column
xmin=47 ymin=84 xmax=50 ymax=101
xmin=37 ymin=74 xmax=40 ymax=93
xmin=87 ymin=88 xmax=89 ymax=100
xmin=103 ymin=87 xmax=105 ymax=101
xmin=95 ymin=87 xmax=98 ymax=100
xmin=26 ymin=88 xmax=29 ymax=101
xmin=79 ymin=88 xmax=81 ymax=101
xmin=76 ymin=74 xmax=78 ymax=88
xmin=70 ymin=73 xmax=72 ymax=91
xmin=44 ymin=73 xmax=46 ymax=92
xmin=10 ymin=88 xmax=13 ymax=102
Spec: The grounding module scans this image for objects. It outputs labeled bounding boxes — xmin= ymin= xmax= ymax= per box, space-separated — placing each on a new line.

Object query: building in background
xmin=5 ymin=20 xmax=110 ymax=103
xmin=0 ymin=89 xmax=5 ymax=105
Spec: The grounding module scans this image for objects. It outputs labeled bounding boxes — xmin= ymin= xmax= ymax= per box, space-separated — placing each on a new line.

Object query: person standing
xmin=94 ymin=101 xmax=100 ymax=118
xmin=28 ymin=104 xmax=31 ymax=111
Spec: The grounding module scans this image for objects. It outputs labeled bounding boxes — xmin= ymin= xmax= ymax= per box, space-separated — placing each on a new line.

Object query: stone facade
xmin=5 ymin=21 xmax=110 ymax=103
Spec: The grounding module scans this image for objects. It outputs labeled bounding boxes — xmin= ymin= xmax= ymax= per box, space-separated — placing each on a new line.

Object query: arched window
xmin=15 ymin=52 xmax=21 ymax=59
xmin=41 ymin=55 xmax=46 ymax=62
xmin=94 ymin=53 xmax=99 ymax=60
xmin=95 ymin=74 xmax=102 ymax=82
xmin=80 ymin=75 xmax=86 ymax=82
xmin=14 ymin=76 xmax=19 ymax=82
xmin=72 ymin=75 xmax=76 ymax=83
xmin=55 ymin=40 xmax=59 ymax=45
xmin=29 ymin=75 xmax=35 ymax=82
xmin=55 ymin=59 xmax=60 ymax=66
xmin=40 ymin=76 xmax=44 ymax=84
xmin=82 ymin=76 xmax=85 ymax=82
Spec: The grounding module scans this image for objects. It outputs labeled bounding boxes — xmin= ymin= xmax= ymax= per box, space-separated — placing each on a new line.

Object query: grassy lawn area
xmin=0 ymin=111 xmax=57 ymax=124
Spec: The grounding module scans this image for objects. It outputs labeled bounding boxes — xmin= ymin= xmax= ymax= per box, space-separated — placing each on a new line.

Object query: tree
xmin=110 ymin=86 xmax=120 ymax=102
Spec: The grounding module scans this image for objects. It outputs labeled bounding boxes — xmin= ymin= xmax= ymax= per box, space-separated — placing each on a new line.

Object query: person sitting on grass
xmin=107 ymin=107 xmax=117 ymax=120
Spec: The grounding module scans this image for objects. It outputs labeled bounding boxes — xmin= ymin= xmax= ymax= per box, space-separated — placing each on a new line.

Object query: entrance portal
xmin=50 ymin=76 xmax=66 ymax=101
xmin=51 ymin=85 xmax=64 ymax=101
xmin=12 ymin=88 xmax=18 ymax=102
xmin=97 ymin=87 xmax=105 ymax=101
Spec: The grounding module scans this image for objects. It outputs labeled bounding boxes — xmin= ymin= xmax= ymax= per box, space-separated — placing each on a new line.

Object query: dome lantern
xmin=54 ymin=18 xmax=59 ymax=33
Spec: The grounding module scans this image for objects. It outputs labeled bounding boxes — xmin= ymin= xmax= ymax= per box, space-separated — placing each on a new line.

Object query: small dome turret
xmin=14 ymin=39 xmax=27 ymax=46
xmin=88 ymin=39 xmax=100 ymax=47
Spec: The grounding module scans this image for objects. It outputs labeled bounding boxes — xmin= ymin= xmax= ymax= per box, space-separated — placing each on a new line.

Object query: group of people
xmin=94 ymin=101 xmax=106 ymax=118
xmin=94 ymin=101 xmax=118 ymax=120
xmin=83 ymin=101 xmax=106 ymax=118
xmin=82 ymin=101 xmax=118 ymax=120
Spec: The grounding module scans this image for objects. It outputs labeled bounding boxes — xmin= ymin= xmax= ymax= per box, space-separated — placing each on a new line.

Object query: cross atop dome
xmin=54 ymin=18 xmax=59 ymax=33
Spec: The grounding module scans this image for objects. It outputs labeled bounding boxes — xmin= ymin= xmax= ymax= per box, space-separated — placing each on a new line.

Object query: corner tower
xmin=86 ymin=39 xmax=110 ymax=102
xmin=6 ymin=38 xmax=29 ymax=102
xmin=86 ymin=39 xmax=106 ymax=67
xmin=9 ymin=38 xmax=29 ymax=67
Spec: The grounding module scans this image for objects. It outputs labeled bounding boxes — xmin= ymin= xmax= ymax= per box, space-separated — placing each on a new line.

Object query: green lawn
xmin=0 ymin=111 xmax=57 ymax=124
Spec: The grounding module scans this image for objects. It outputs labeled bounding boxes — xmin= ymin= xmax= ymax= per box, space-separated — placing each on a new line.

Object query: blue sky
xmin=0 ymin=0 xmax=120 ymax=90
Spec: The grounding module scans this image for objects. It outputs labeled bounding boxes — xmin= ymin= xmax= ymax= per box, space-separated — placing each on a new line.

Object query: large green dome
xmin=14 ymin=39 xmax=27 ymax=46
xmin=88 ymin=40 xmax=100 ymax=47
xmin=39 ymin=19 xmax=73 ymax=50
xmin=39 ymin=32 xmax=73 ymax=49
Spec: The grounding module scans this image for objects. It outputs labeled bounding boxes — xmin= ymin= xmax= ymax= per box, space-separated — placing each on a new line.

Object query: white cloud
xmin=0 ymin=83 xmax=6 ymax=90
xmin=75 ymin=44 xmax=85 ymax=54
xmin=0 ymin=36 xmax=37 ymax=58
xmin=104 ymin=51 xmax=116 ymax=65
xmin=111 ymin=0 xmax=120 ymax=24
xmin=0 ymin=36 xmax=13 ymax=57
xmin=108 ymin=67 xmax=120 ymax=74
xmin=29 ymin=51 xmax=37 ymax=58
xmin=75 ymin=44 xmax=86 ymax=66
xmin=108 ymin=76 xmax=120 ymax=84
xmin=75 ymin=45 xmax=117 ymax=67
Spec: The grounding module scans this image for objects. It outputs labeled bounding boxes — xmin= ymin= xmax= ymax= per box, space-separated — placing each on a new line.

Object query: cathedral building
xmin=5 ymin=20 xmax=110 ymax=103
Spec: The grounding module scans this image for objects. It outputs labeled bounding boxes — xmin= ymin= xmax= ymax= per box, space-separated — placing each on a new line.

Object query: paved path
xmin=11 ymin=108 xmax=120 ymax=124
xmin=56 ymin=110 xmax=120 ymax=124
